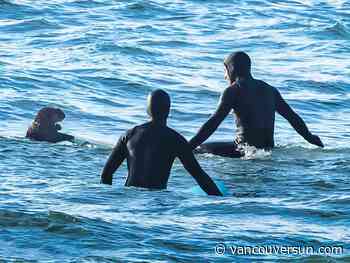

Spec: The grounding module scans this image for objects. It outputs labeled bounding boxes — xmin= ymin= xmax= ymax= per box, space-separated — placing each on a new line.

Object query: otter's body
xmin=26 ymin=107 xmax=74 ymax=143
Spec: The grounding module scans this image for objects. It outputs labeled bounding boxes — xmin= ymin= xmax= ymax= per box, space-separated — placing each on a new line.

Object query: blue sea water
xmin=0 ymin=0 xmax=350 ymax=262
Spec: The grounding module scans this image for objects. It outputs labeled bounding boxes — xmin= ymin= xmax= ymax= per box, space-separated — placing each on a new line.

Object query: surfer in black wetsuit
xmin=26 ymin=107 xmax=74 ymax=143
xmin=189 ymin=51 xmax=324 ymax=157
xmin=100 ymin=89 xmax=222 ymax=196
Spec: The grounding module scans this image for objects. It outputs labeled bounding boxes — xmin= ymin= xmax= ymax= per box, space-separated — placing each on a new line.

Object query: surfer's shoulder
xmin=256 ymin=79 xmax=275 ymax=90
xmin=119 ymin=125 xmax=140 ymax=143
xmin=225 ymin=84 xmax=237 ymax=94
xmin=125 ymin=122 xmax=155 ymax=139
xmin=165 ymin=126 xmax=187 ymax=145
xmin=219 ymin=84 xmax=238 ymax=106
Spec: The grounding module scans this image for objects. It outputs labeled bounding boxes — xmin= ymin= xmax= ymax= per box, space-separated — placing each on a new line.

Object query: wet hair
xmin=147 ymin=89 xmax=171 ymax=120
xmin=224 ymin=51 xmax=251 ymax=79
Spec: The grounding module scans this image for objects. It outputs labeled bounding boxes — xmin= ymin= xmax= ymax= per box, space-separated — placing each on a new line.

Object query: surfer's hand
xmin=309 ymin=134 xmax=324 ymax=148
xmin=55 ymin=124 xmax=62 ymax=131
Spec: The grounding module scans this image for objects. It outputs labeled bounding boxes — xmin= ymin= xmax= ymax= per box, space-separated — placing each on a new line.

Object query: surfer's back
xmin=123 ymin=122 xmax=186 ymax=189
xmin=233 ymin=79 xmax=276 ymax=148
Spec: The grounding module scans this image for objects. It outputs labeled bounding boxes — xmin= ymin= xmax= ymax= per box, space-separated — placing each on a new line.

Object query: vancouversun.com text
xmin=214 ymin=243 xmax=344 ymax=257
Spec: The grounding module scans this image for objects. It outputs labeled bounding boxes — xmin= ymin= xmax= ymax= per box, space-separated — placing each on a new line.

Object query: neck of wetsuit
xmin=150 ymin=118 xmax=167 ymax=126
xmin=235 ymin=74 xmax=253 ymax=83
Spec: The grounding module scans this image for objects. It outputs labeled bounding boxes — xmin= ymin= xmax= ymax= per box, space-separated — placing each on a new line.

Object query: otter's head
xmin=51 ymin=108 xmax=65 ymax=123
xmin=34 ymin=107 xmax=66 ymax=130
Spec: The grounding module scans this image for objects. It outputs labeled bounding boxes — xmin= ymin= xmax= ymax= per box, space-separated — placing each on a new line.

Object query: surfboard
xmin=190 ymin=180 xmax=228 ymax=196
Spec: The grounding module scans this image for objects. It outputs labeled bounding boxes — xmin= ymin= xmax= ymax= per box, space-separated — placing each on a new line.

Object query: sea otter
xmin=26 ymin=107 xmax=74 ymax=143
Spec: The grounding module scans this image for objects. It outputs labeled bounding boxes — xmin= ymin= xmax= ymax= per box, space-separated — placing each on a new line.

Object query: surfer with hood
xmin=101 ymin=89 xmax=222 ymax=196
xmin=190 ymin=51 xmax=324 ymax=157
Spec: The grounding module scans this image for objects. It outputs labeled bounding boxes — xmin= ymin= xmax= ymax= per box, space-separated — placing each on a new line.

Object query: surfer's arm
xmin=177 ymin=137 xmax=222 ymax=196
xmin=189 ymin=88 xmax=233 ymax=149
xmin=101 ymin=135 xmax=127 ymax=185
xmin=275 ymin=89 xmax=324 ymax=147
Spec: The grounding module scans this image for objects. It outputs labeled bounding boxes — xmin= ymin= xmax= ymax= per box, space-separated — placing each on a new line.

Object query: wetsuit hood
xmin=147 ymin=89 xmax=170 ymax=122
xmin=224 ymin=51 xmax=252 ymax=82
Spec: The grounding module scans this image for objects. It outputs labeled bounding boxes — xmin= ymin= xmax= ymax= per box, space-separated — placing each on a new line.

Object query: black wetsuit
xmin=101 ymin=121 xmax=222 ymax=196
xmin=26 ymin=107 xmax=74 ymax=143
xmin=190 ymin=78 xmax=317 ymax=157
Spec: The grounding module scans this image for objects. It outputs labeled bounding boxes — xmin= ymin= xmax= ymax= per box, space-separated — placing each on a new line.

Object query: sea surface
xmin=0 ymin=0 xmax=349 ymax=262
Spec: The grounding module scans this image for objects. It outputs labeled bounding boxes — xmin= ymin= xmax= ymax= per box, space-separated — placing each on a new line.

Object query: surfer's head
xmin=224 ymin=51 xmax=251 ymax=83
xmin=147 ymin=89 xmax=170 ymax=122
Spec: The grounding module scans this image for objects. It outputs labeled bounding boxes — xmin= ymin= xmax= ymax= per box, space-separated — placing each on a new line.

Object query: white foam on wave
xmin=239 ymin=144 xmax=272 ymax=160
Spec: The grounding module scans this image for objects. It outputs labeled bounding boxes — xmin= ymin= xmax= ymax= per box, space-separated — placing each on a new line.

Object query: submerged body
xmin=26 ymin=107 xmax=74 ymax=143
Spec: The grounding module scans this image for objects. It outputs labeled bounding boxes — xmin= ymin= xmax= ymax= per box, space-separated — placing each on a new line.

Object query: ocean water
xmin=0 ymin=0 xmax=349 ymax=262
